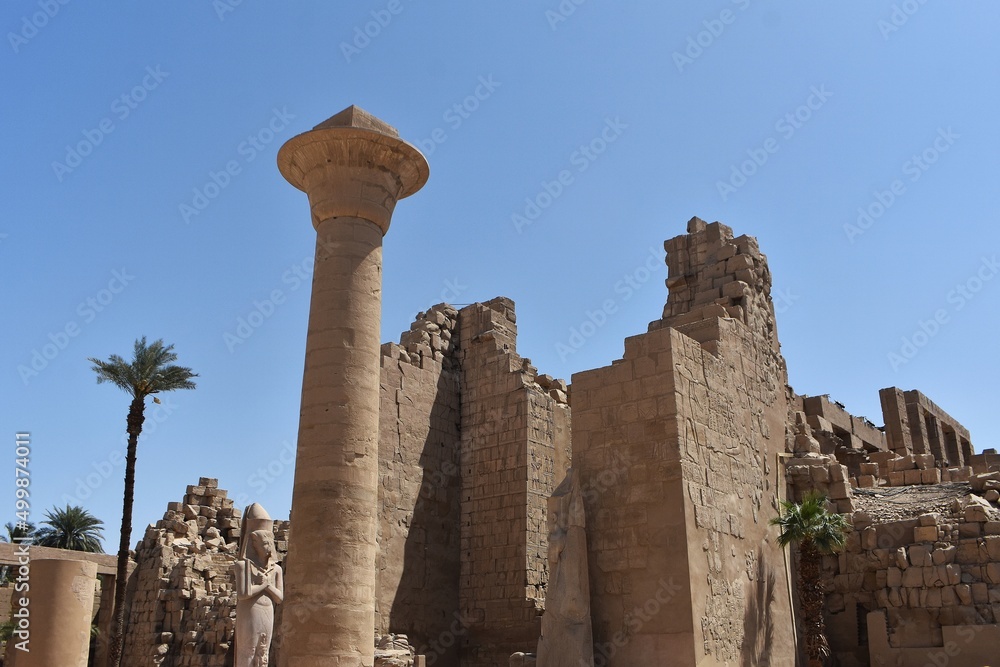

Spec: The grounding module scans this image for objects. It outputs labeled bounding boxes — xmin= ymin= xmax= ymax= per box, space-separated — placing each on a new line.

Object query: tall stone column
xmin=276 ymin=106 xmax=428 ymax=667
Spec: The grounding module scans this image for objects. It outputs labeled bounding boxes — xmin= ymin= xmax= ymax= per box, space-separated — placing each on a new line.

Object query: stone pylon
xmin=276 ymin=106 xmax=429 ymax=667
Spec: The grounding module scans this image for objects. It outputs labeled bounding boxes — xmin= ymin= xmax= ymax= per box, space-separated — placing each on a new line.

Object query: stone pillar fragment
xmin=277 ymin=106 xmax=428 ymax=667
xmin=20 ymin=558 xmax=97 ymax=667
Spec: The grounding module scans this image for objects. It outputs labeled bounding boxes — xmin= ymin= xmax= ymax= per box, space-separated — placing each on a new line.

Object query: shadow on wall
xmin=388 ymin=367 xmax=462 ymax=667
xmin=741 ymin=546 xmax=777 ymax=667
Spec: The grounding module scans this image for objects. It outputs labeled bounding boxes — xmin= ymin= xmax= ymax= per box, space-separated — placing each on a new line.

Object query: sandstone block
xmin=913 ymin=525 xmax=938 ymax=543
xmin=918 ymin=513 xmax=939 ymax=527
xmin=958 ymin=523 xmax=981 ymax=539
xmin=888 ymin=588 xmax=903 ymax=607
xmin=811 ymin=466 xmax=830 ymax=483
xmin=921 ymin=468 xmax=942 ymax=484
xmin=971 ymin=471 xmax=1000 ymax=491
xmin=861 ymin=527 xmax=877 ymax=550
xmin=903 ymin=470 xmax=922 ymax=485
xmin=909 ymin=544 xmax=932 ymax=567
xmin=893 ymin=455 xmax=915 ymax=471
xmin=858 ymin=475 xmax=876 ymax=488
xmin=931 ymin=546 xmax=956 ymax=565
xmin=901 ymin=567 xmax=923 ymax=587
xmin=829 ymin=480 xmax=850 ymax=500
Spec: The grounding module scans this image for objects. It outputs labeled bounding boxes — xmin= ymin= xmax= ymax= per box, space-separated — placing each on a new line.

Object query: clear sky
xmin=3 ymin=2 xmax=998 ymax=550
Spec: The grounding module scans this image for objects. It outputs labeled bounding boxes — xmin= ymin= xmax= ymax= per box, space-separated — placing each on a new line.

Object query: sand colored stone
xmin=276 ymin=107 xmax=428 ymax=667
xmin=19 ymin=559 xmax=97 ymax=667
xmin=105 ymin=205 xmax=1000 ymax=667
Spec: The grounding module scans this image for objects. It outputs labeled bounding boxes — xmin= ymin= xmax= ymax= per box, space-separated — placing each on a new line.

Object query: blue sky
xmin=3 ymin=2 xmax=998 ymax=549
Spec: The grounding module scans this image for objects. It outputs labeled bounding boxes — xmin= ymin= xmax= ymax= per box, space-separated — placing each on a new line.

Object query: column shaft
xmin=284 ymin=216 xmax=383 ymax=666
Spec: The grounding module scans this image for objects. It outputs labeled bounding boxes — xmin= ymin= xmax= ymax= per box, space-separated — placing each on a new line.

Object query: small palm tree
xmin=770 ymin=493 xmax=849 ymax=667
xmin=0 ymin=522 xmax=36 ymax=581
xmin=89 ymin=337 xmax=197 ymax=667
xmin=0 ymin=521 xmax=35 ymax=543
xmin=35 ymin=505 xmax=104 ymax=552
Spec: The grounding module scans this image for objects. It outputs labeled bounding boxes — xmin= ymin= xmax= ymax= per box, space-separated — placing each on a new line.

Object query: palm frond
xmin=90 ymin=337 xmax=198 ymax=399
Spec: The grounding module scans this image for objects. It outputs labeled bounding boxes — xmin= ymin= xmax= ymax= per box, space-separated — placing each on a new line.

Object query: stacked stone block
xmin=122 ymin=478 xmax=289 ymax=667
xmin=880 ymin=388 xmax=974 ymax=466
xmin=574 ymin=220 xmax=796 ymax=666
xmin=377 ymin=304 xmax=463 ymax=667
xmin=457 ymin=297 xmax=570 ymax=667
xmin=822 ymin=493 xmax=1000 ymax=663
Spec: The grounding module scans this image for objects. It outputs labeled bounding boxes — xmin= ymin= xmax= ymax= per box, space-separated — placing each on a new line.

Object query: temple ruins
xmin=7 ymin=108 xmax=1000 ymax=666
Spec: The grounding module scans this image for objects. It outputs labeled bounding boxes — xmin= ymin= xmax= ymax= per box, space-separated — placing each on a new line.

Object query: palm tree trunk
xmin=107 ymin=396 xmax=144 ymax=667
xmin=799 ymin=541 xmax=830 ymax=667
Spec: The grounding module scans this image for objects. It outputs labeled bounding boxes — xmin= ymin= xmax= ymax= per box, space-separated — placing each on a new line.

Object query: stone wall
xmin=458 ymin=297 xmax=570 ymax=667
xmin=572 ymin=219 xmax=796 ymax=666
xmin=827 ymin=488 xmax=1000 ymax=666
xmin=377 ymin=304 xmax=463 ymax=667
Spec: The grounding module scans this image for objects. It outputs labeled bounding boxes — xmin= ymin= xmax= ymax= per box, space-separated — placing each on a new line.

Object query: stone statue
xmin=233 ymin=503 xmax=283 ymax=667
xmin=536 ymin=469 xmax=594 ymax=667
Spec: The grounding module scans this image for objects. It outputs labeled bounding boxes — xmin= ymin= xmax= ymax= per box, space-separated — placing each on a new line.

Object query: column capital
xmin=277 ymin=106 xmax=429 ymax=235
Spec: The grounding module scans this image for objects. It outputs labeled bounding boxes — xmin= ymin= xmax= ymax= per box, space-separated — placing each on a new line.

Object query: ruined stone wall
xmin=377 ymin=304 xmax=462 ymax=667
xmin=457 ymin=298 xmax=570 ymax=667
xmin=880 ymin=388 xmax=974 ymax=466
xmin=573 ymin=219 xmax=795 ymax=666
xmin=800 ymin=394 xmax=886 ymax=453
xmin=827 ymin=488 xmax=1000 ymax=666
xmin=122 ymin=478 xmax=289 ymax=667
xmin=786 ymin=416 xmax=1000 ymax=666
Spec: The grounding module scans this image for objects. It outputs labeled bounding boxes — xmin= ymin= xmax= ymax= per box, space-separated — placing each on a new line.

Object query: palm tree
xmin=0 ymin=521 xmax=35 ymax=543
xmin=35 ymin=505 xmax=104 ymax=552
xmin=89 ymin=337 xmax=197 ymax=667
xmin=770 ymin=493 xmax=848 ymax=667
xmin=1 ymin=521 xmax=36 ymax=582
